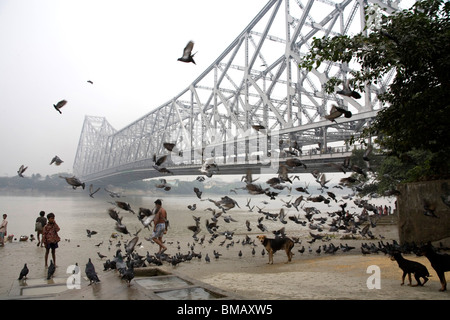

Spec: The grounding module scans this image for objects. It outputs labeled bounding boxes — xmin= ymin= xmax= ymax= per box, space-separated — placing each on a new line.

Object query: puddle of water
xmin=135 ymin=276 xmax=192 ymax=290
xmin=21 ymin=285 xmax=68 ymax=296
xmin=156 ymin=287 xmax=226 ymax=300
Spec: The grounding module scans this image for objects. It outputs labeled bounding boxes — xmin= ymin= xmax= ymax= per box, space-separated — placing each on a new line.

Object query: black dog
xmin=389 ymin=251 xmax=430 ymax=286
xmin=417 ymin=242 xmax=450 ymax=291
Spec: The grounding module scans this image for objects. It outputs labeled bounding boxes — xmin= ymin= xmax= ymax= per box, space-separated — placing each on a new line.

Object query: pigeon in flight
xmin=17 ymin=165 xmax=28 ymax=177
xmin=325 ymin=104 xmax=352 ymax=122
xmin=50 ymin=155 xmax=64 ymax=166
xmin=59 ymin=175 xmax=85 ymax=190
xmin=336 ymin=80 xmax=361 ymax=99
xmin=178 ymin=41 xmax=196 ymax=64
xmin=53 ymin=99 xmax=67 ymax=114
xmin=89 ymin=184 xmax=101 ymax=198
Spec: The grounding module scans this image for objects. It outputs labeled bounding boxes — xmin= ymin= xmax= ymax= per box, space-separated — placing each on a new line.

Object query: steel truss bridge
xmin=73 ymin=0 xmax=400 ymax=185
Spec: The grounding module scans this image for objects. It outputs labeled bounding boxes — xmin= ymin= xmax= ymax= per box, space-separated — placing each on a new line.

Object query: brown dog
xmin=257 ymin=235 xmax=294 ymax=264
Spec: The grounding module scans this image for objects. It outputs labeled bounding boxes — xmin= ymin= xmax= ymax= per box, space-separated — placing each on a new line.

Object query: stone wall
xmin=397 ymin=180 xmax=450 ymax=245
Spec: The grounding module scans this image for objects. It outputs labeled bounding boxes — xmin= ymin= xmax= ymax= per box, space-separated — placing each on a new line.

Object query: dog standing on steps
xmin=417 ymin=242 xmax=450 ymax=291
xmin=389 ymin=251 xmax=430 ymax=287
xmin=257 ymin=235 xmax=294 ymax=264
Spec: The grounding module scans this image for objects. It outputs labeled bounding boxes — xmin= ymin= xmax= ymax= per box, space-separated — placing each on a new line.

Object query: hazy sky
xmin=0 ymin=0 xmax=264 ymax=177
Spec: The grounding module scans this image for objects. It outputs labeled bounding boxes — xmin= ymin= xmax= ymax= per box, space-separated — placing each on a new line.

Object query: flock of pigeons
xmin=14 ymin=39 xmax=412 ymax=289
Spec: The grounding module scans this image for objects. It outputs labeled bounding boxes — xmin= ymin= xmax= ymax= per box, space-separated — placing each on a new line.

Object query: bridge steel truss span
xmin=73 ymin=0 xmax=400 ymax=184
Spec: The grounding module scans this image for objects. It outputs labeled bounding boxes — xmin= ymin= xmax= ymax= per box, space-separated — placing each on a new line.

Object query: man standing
xmin=151 ymin=199 xmax=168 ymax=255
xmin=0 ymin=214 xmax=8 ymax=246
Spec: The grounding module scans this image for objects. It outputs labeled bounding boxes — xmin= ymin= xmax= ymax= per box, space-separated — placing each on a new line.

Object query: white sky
xmin=0 ymin=0 xmax=264 ymax=177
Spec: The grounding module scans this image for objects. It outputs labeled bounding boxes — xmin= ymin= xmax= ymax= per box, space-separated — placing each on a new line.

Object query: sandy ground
xmin=1 ymin=224 xmax=449 ymax=300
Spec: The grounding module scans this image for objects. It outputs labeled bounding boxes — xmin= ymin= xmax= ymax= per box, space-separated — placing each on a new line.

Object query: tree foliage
xmin=300 ymin=0 xmax=450 ymax=182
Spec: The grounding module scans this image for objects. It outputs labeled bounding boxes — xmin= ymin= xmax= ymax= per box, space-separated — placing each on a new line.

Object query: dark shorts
xmin=46 ymin=243 xmax=59 ymax=250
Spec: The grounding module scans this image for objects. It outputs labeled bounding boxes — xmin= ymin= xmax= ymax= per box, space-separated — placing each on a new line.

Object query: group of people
xmin=0 ymin=198 xmax=169 ymax=270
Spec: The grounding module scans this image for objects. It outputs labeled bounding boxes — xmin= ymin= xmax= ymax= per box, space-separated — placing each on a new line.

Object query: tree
xmin=300 ymin=0 xmax=450 ymax=184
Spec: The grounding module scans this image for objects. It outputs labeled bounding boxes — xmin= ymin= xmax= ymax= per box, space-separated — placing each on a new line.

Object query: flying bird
xmin=89 ymin=184 xmax=101 ymax=198
xmin=336 ymin=80 xmax=361 ymax=99
xmin=178 ymin=40 xmax=196 ymax=64
xmin=251 ymin=124 xmax=266 ymax=132
xmin=194 ymin=187 xmax=202 ymax=199
xmin=325 ymin=104 xmax=352 ymax=122
xmin=59 ymin=175 xmax=85 ymax=190
xmin=87 ymin=80 xmax=93 ymax=84
xmin=17 ymin=165 xmax=28 ymax=177
xmin=113 ymin=201 xmax=135 ymax=214
xmin=53 ymin=99 xmax=68 ymax=114
xmin=104 ymin=188 xmax=122 ymax=198
xmin=49 ymin=155 xmax=64 ymax=166
xmin=125 ymin=236 xmax=139 ymax=256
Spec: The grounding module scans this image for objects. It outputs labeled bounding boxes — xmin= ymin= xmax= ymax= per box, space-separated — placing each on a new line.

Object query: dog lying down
xmin=257 ymin=235 xmax=294 ymax=264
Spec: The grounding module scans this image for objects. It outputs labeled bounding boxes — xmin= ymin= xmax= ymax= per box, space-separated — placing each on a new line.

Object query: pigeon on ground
xmin=18 ymin=263 xmax=29 ymax=280
xmin=47 ymin=260 xmax=56 ymax=280
xmin=121 ymin=261 xmax=134 ymax=287
xmin=85 ymin=258 xmax=100 ymax=285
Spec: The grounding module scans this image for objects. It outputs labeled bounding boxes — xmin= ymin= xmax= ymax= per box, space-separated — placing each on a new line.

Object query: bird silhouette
xmin=87 ymin=80 xmax=93 ymax=84
xmin=49 ymin=155 xmax=64 ymax=166
xmin=178 ymin=40 xmax=196 ymax=64
xmin=18 ymin=263 xmax=29 ymax=280
xmin=53 ymin=99 xmax=67 ymax=114
xmin=17 ymin=165 xmax=28 ymax=178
